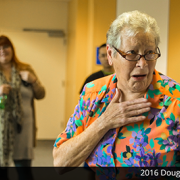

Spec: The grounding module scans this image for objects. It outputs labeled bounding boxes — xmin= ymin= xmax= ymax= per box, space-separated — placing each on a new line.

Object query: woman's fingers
xmin=119 ymin=100 xmax=151 ymax=120
xmin=125 ymin=106 xmax=150 ymax=117
xmin=123 ymin=97 xmax=148 ymax=106
xmin=125 ymin=102 xmax=151 ymax=112
xmin=124 ymin=115 xmax=146 ymax=125
xmin=103 ymin=88 xmax=152 ymax=129
xmin=19 ymin=71 xmax=35 ymax=83
xmin=19 ymin=71 xmax=28 ymax=80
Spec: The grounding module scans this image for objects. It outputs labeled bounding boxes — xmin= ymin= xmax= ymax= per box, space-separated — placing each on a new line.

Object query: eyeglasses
xmin=113 ymin=46 xmax=161 ymax=61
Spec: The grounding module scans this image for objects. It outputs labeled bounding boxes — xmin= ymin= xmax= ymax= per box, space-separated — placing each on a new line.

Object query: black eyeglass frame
xmin=112 ymin=46 xmax=161 ymax=61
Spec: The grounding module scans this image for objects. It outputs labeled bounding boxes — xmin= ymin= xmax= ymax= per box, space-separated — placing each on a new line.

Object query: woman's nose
xmin=136 ymin=57 xmax=148 ymax=68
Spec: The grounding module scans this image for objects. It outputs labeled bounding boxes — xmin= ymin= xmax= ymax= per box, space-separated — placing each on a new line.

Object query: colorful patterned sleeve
xmin=175 ymin=99 xmax=180 ymax=166
xmin=54 ymin=85 xmax=94 ymax=148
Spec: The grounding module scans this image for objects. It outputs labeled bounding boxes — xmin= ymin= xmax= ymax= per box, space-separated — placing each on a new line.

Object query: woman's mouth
xmin=132 ymin=74 xmax=147 ymax=80
xmin=0 ymin=53 xmax=6 ymax=56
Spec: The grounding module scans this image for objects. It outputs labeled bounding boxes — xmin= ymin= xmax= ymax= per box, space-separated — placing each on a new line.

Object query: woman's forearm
xmin=27 ymin=66 xmax=45 ymax=99
xmin=53 ymin=115 xmax=109 ymax=168
xmin=32 ymin=79 xmax=45 ymax=99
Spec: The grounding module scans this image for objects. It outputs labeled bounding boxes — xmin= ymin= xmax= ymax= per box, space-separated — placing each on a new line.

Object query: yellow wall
xmin=0 ymin=1 xmax=68 ymax=139
xmin=65 ymin=0 xmax=116 ymax=125
xmin=92 ymin=0 xmax=116 ymax=73
xmin=168 ymin=0 xmax=180 ymax=82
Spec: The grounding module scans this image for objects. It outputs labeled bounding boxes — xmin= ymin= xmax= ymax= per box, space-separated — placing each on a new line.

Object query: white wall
xmin=0 ymin=0 xmax=68 ymax=139
xmin=116 ymin=0 xmax=169 ymax=75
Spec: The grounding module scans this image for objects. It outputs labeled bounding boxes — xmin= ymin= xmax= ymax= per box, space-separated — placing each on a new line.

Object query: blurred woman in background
xmin=0 ymin=35 xmax=45 ymax=180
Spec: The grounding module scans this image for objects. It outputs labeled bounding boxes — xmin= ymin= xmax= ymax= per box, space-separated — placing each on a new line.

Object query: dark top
xmin=79 ymin=70 xmax=105 ymax=94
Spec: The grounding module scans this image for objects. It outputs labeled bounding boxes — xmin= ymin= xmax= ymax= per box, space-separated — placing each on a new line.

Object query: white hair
xmin=106 ymin=10 xmax=160 ymax=55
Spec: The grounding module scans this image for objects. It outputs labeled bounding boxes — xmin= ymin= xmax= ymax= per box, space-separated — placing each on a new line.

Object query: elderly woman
xmin=53 ymin=10 xmax=180 ymax=178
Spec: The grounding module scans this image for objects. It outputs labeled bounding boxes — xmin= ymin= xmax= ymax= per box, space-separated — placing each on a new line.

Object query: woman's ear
xmin=106 ymin=44 xmax=113 ymax=66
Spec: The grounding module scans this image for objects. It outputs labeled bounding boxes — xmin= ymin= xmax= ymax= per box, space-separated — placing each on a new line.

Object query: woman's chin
xmin=0 ymin=59 xmax=11 ymax=64
xmin=131 ymin=82 xmax=148 ymax=93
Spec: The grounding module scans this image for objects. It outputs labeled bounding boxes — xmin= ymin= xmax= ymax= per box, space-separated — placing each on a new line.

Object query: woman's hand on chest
xmin=19 ymin=70 xmax=37 ymax=84
xmin=100 ymin=88 xmax=152 ymax=131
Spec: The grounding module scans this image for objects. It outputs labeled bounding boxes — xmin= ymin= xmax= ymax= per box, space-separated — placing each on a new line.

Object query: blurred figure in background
xmin=79 ymin=43 xmax=114 ymax=94
xmin=0 ymin=35 xmax=45 ymax=180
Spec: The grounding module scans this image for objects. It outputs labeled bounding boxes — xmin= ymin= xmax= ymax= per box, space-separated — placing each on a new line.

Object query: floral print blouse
xmin=54 ymin=69 xmax=180 ymax=178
